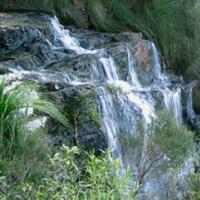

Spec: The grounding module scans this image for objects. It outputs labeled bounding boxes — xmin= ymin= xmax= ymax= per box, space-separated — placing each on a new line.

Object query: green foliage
xmin=0 ymin=130 xmax=50 ymax=185
xmin=0 ymin=82 xmax=68 ymax=157
xmin=153 ymin=111 xmax=194 ymax=167
xmin=65 ymin=90 xmax=100 ymax=126
xmin=0 ymin=81 xmax=70 ymax=189
xmin=85 ymin=0 xmax=135 ymax=32
xmin=188 ymin=172 xmax=200 ymax=200
xmin=119 ymin=111 xmax=194 ymax=184
xmin=64 ymin=89 xmax=100 ymax=144
xmin=187 ymin=154 xmax=200 ymax=200
xmin=0 ymin=146 xmax=138 ymax=200
xmin=133 ymin=0 xmax=200 ymax=72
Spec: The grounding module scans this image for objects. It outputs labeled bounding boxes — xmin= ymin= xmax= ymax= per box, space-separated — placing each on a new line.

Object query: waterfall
xmin=51 ymin=16 xmax=97 ymax=55
xmin=99 ymin=57 xmax=119 ymax=81
xmin=163 ymin=88 xmax=183 ymax=123
xmin=99 ymin=87 xmax=123 ymax=160
xmin=6 ymin=15 xmax=187 ymax=200
xmin=187 ymin=85 xmax=196 ymax=123
xmin=126 ymin=45 xmax=142 ymax=88
xmin=151 ymin=42 xmax=183 ymax=122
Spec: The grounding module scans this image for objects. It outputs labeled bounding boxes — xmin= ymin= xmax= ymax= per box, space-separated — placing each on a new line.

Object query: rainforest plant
xmin=0 ymin=146 xmax=138 ymax=200
xmin=0 ymin=81 xmax=69 ymax=157
xmin=187 ymin=154 xmax=200 ymax=200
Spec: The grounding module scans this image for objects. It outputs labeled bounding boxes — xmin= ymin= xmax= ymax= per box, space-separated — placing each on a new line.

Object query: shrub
xmin=187 ymin=154 xmax=200 ymax=200
xmin=0 ymin=146 xmax=138 ymax=200
xmin=119 ymin=111 xmax=194 ymax=184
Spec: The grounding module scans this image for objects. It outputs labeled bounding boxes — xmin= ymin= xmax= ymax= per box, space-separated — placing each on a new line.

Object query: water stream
xmin=3 ymin=15 xmax=191 ymax=200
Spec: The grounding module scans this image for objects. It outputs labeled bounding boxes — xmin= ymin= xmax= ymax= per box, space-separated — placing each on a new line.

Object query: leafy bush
xmin=0 ymin=82 xmax=137 ymax=199
xmin=0 ymin=146 xmax=138 ymax=200
xmin=0 ymin=81 xmax=70 ymax=190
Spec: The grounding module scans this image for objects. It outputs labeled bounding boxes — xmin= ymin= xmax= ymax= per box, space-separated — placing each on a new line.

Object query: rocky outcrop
xmin=0 ymin=26 xmax=56 ymax=69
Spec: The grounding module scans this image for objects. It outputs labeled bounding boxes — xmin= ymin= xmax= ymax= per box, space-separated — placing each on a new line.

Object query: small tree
xmin=64 ymin=88 xmax=100 ymax=145
xmin=119 ymin=111 xmax=194 ymax=185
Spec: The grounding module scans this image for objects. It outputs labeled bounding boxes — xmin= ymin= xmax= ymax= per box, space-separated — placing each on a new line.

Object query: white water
xmin=51 ymin=16 xmax=97 ymax=55
xmin=187 ymin=85 xmax=197 ymax=123
xmin=126 ymin=45 xmax=142 ymax=88
xmin=99 ymin=57 xmax=118 ymax=81
xmin=5 ymin=16 xmax=188 ymax=200
xmin=99 ymin=87 xmax=123 ymax=159
xmin=163 ymin=88 xmax=183 ymax=123
xmin=151 ymin=42 xmax=183 ymax=123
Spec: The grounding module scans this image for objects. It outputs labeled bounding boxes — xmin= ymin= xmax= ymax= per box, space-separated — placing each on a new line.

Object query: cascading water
xmin=3 ymin=14 xmax=189 ymax=200
xmin=151 ymin=42 xmax=183 ymax=123
xmin=163 ymin=88 xmax=183 ymax=123
xmin=126 ymin=45 xmax=142 ymax=88
xmin=51 ymin=16 xmax=97 ymax=55
xmin=187 ymin=84 xmax=197 ymax=123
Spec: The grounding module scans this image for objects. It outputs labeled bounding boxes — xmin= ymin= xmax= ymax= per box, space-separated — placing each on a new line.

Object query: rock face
xmin=183 ymin=65 xmax=200 ymax=133
xmin=0 ymin=26 xmax=56 ymax=69
xmin=0 ymin=12 xmax=107 ymax=153
xmin=0 ymin=12 xmax=195 ymax=200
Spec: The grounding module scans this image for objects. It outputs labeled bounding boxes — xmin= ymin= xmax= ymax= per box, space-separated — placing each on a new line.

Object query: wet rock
xmin=0 ymin=26 xmax=41 ymax=56
xmin=0 ymin=26 xmax=56 ymax=69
